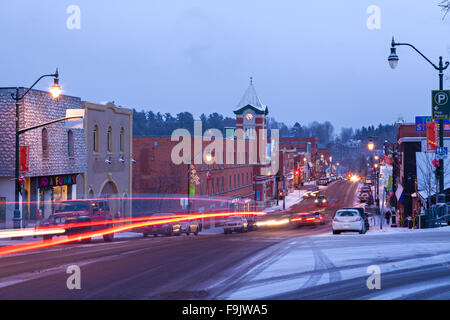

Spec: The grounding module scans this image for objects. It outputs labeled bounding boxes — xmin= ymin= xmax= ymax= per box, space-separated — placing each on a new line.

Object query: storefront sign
xmin=38 ymin=174 xmax=77 ymax=188
xmin=19 ymin=146 xmax=29 ymax=172
xmin=426 ymin=122 xmax=438 ymax=152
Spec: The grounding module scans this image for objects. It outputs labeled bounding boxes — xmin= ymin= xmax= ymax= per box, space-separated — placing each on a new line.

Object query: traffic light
xmin=294 ymin=170 xmax=300 ymax=176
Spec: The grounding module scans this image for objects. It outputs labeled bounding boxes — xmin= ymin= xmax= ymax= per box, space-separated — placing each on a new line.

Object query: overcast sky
xmin=1 ymin=0 xmax=449 ymax=132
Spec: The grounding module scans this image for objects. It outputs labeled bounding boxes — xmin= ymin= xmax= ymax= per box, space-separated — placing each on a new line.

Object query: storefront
xmin=36 ymin=174 xmax=80 ymax=218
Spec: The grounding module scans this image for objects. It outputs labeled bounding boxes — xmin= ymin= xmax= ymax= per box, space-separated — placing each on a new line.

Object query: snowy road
xmin=0 ymin=181 xmax=448 ymax=299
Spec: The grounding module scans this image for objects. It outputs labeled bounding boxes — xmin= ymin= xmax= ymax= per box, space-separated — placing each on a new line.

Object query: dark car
xmin=343 ymin=207 xmax=370 ymax=231
xmin=315 ymin=195 xmax=328 ymax=207
xmin=141 ymin=212 xmax=182 ymax=237
xmin=41 ymin=199 xmax=114 ymax=242
xmin=291 ymin=211 xmax=324 ymax=227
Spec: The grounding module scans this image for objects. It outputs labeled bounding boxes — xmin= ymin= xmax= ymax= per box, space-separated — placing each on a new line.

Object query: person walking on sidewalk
xmin=385 ymin=210 xmax=391 ymax=226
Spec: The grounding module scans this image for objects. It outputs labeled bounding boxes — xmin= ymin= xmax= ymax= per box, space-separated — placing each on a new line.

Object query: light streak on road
xmin=255 ymin=218 xmax=290 ymax=227
xmin=0 ymin=211 xmax=265 ymax=257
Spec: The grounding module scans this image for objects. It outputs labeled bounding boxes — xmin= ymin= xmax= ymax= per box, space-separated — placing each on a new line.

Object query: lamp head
xmin=388 ymin=46 xmax=399 ymax=69
xmin=50 ymin=77 xmax=62 ymax=99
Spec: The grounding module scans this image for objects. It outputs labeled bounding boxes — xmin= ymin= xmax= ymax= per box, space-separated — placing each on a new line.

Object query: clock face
xmin=245 ymin=113 xmax=253 ymax=121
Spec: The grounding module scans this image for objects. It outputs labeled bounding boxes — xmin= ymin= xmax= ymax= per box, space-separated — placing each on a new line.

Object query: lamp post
xmin=11 ymin=70 xmax=60 ymax=231
xmin=389 ymin=37 xmax=450 ymax=204
xmin=368 ymin=140 xmax=381 ymax=225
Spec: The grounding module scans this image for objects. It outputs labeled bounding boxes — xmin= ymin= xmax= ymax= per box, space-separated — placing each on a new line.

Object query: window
xmin=221 ymin=177 xmax=224 ymax=193
xmin=67 ymin=130 xmax=74 ymax=157
xmin=119 ymin=127 xmax=125 ymax=153
xmin=229 ymin=176 xmax=231 ymax=191
xmin=93 ymin=125 xmax=99 ymax=153
xmin=107 ymin=126 xmax=112 ymax=153
xmin=216 ymin=177 xmax=219 ymax=194
xmin=42 ymin=128 xmax=49 ymax=159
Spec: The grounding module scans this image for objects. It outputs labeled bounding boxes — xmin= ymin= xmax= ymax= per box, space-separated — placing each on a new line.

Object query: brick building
xmin=132 ymin=79 xmax=281 ymax=218
xmin=0 ymin=88 xmax=87 ymax=227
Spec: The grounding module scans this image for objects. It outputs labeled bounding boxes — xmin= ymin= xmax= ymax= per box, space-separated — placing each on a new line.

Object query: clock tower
xmin=234 ymin=77 xmax=269 ymax=161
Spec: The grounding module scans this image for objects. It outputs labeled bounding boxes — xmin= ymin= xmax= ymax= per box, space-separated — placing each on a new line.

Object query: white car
xmin=332 ymin=209 xmax=366 ymax=234
xmin=224 ymin=216 xmax=248 ymax=234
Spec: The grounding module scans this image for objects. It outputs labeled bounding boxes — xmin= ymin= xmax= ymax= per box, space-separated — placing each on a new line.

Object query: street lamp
xmin=367 ymin=139 xmax=375 ymax=151
xmin=389 ymin=37 xmax=450 ymax=204
xmin=11 ymin=69 xmax=60 ymax=232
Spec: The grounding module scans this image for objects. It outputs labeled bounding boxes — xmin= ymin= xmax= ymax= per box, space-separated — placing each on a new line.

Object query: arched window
xmin=67 ymin=130 xmax=74 ymax=157
xmin=119 ymin=127 xmax=125 ymax=153
xmin=42 ymin=128 xmax=49 ymax=159
xmin=93 ymin=124 xmax=99 ymax=153
xmin=107 ymin=126 xmax=112 ymax=153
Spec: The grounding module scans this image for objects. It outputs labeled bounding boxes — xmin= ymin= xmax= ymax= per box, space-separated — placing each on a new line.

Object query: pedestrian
xmin=385 ymin=210 xmax=391 ymax=226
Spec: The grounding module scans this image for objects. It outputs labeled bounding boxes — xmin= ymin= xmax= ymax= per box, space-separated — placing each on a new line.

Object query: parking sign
xmin=432 ymin=90 xmax=450 ymax=120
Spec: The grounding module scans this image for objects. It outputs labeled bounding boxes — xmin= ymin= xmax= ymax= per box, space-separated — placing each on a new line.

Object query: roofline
xmin=0 ymin=87 xmax=80 ymax=99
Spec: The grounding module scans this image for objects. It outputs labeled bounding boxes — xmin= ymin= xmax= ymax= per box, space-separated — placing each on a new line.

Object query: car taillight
xmin=355 ymin=217 xmax=361 ymax=221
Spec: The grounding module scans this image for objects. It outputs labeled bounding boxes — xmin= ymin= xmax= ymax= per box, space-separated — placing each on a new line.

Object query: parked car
xmin=224 ymin=216 xmax=248 ymax=234
xmin=291 ymin=211 xmax=324 ymax=226
xmin=318 ymin=177 xmax=328 ymax=185
xmin=332 ymin=209 xmax=366 ymax=234
xmin=342 ymin=207 xmax=370 ymax=231
xmin=359 ymin=192 xmax=370 ymax=203
xmin=315 ymin=195 xmax=328 ymax=207
xmin=141 ymin=212 xmax=182 ymax=237
xmin=41 ymin=199 xmax=114 ymax=242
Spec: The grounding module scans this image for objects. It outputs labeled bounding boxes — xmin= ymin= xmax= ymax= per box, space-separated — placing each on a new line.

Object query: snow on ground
xmin=264 ymin=189 xmax=309 ymax=213
xmin=222 ymin=226 xmax=450 ymax=299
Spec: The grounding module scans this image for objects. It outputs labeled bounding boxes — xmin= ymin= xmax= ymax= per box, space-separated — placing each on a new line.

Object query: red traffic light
xmin=294 ymin=170 xmax=300 ymax=176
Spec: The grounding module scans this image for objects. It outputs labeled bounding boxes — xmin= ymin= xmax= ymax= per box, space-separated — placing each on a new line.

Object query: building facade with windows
xmin=0 ymin=88 xmax=87 ymax=227
xmin=81 ymin=101 xmax=133 ymax=218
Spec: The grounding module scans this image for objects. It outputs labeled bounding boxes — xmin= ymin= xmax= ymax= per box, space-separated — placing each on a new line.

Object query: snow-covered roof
xmin=234 ymin=78 xmax=267 ymax=114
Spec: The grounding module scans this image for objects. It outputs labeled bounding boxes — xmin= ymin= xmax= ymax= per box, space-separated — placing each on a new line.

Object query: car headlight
xmin=315 ymin=199 xmax=318 ymax=203
xmin=322 ymin=199 xmax=326 ymax=203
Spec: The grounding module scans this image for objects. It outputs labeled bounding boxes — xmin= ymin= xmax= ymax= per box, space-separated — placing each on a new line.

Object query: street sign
xmin=415 ymin=116 xmax=450 ymax=132
xmin=432 ymin=90 xmax=450 ymax=120
xmin=436 ymin=147 xmax=448 ymax=159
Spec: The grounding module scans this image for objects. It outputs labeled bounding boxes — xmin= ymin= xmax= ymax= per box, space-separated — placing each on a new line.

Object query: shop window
xmin=68 ymin=130 xmax=74 ymax=157
xmin=42 ymin=128 xmax=49 ymax=159
xmin=0 ymin=197 xmax=5 ymax=222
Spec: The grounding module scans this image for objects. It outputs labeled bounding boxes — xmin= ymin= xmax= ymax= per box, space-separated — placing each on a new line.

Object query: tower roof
xmin=234 ymin=77 xmax=268 ymax=115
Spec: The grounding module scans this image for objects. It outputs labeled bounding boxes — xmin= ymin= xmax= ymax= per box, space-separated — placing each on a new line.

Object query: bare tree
xmin=416 ymin=152 xmax=450 ymax=207
xmin=439 ymin=1 xmax=450 ymax=18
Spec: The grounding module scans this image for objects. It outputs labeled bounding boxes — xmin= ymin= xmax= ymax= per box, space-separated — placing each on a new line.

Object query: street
xmin=1 ymin=180 xmax=448 ymax=300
